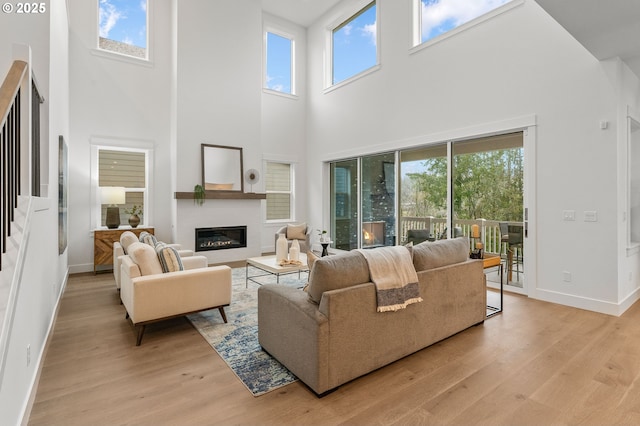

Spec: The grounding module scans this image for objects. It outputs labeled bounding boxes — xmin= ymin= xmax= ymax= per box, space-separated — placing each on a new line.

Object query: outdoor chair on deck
xmin=406 ymin=229 xmax=434 ymax=245
xmin=499 ymin=222 xmax=523 ymax=281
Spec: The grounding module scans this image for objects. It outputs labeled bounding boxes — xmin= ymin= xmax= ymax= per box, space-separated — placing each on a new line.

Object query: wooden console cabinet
xmin=94 ymin=227 xmax=154 ymax=273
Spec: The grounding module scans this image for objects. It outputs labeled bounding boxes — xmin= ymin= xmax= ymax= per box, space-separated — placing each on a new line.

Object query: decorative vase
xmin=276 ymin=233 xmax=288 ymax=262
xmin=128 ymin=215 xmax=140 ymax=228
xmin=289 ymin=239 xmax=300 ymax=262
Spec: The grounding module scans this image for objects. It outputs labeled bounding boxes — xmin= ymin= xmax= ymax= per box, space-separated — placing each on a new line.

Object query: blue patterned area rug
xmin=187 ymin=267 xmax=307 ymax=397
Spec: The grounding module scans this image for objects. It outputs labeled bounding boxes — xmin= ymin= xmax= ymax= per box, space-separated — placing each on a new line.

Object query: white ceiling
xmin=261 ymin=0 xmax=640 ymax=78
xmin=261 ymin=0 xmax=341 ymax=27
xmin=534 ymin=0 xmax=640 ymax=78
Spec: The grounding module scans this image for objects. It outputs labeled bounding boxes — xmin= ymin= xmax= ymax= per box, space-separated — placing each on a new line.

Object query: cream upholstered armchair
xmin=113 ymin=231 xmax=194 ymax=291
xmin=274 ymin=223 xmax=312 ymax=254
xmin=120 ymin=242 xmax=232 ymax=345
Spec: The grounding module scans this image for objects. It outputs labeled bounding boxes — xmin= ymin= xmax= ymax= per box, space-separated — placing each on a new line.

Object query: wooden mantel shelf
xmin=174 ymin=191 xmax=266 ymax=200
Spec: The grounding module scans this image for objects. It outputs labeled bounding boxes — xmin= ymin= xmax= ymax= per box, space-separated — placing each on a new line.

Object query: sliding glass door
xmin=400 ymin=144 xmax=448 ymax=243
xmin=329 ymin=133 xmax=524 ymax=288
xmin=452 ymin=134 xmax=523 ymax=286
xmin=331 ymin=159 xmax=358 ymax=250
xmin=330 ymin=153 xmax=396 ymax=250
xmin=361 ymin=153 xmax=396 ymax=247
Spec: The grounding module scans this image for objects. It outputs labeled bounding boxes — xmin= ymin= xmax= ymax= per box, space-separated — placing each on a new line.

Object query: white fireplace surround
xmin=175 ymin=199 xmax=262 ymax=264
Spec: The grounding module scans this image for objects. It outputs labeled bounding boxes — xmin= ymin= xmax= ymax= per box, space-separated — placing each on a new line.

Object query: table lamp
xmin=101 ymin=186 xmax=126 ymax=229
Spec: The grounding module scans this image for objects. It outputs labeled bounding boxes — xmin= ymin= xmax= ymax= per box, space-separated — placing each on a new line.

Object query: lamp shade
xmin=100 ymin=186 xmax=126 ymax=205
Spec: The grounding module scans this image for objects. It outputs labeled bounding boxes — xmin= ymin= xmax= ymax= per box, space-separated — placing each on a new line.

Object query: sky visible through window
xmin=421 ymin=0 xmax=512 ymax=43
xmin=99 ymin=0 xmax=147 ymax=48
xmin=266 ymin=32 xmax=292 ymax=94
xmin=333 ymin=2 xmax=377 ymax=85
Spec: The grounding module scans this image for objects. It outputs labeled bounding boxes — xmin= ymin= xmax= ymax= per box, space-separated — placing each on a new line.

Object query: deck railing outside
xmin=400 ymin=216 xmax=522 ymax=256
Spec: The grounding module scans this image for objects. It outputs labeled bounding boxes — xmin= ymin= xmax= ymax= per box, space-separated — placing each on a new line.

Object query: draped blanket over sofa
xmin=257 ymin=237 xmax=486 ymax=395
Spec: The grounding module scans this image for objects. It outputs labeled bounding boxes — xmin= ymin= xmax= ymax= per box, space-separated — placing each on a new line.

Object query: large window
xmin=98 ymin=148 xmax=148 ymax=227
xmin=98 ymin=0 xmax=148 ymax=60
xmin=416 ymin=0 xmax=513 ymax=46
xmin=266 ymin=162 xmax=293 ymax=221
xmin=331 ymin=1 xmax=378 ymax=86
xmin=265 ymin=31 xmax=294 ymax=95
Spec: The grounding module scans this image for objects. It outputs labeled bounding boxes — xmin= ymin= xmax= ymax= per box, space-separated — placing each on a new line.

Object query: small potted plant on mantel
xmin=125 ymin=205 xmax=143 ymax=228
xmin=193 ymin=184 xmax=205 ymax=206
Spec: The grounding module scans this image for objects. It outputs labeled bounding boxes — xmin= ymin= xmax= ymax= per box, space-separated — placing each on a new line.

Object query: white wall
xmin=173 ymin=0 xmax=266 ymax=263
xmin=0 ymin=0 xmax=69 ymax=423
xmin=67 ymin=0 xmax=173 ymax=272
xmin=305 ymin=0 xmax=626 ymax=314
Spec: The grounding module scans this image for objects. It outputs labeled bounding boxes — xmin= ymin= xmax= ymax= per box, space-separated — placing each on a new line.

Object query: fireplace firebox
xmin=195 ymin=226 xmax=247 ymax=252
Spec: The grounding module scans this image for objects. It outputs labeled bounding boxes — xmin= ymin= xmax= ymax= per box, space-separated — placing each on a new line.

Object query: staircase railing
xmin=0 ymin=60 xmax=28 ymax=271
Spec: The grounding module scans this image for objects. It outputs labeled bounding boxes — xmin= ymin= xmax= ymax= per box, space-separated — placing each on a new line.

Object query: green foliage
xmin=124 ymin=205 xmax=143 ymax=216
xmin=403 ymin=148 xmax=523 ymax=221
xmin=193 ymin=184 xmax=205 ymax=206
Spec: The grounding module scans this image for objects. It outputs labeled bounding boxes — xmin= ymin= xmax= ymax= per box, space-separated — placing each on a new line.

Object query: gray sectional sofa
xmin=257 ymin=237 xmax=487 ymax=395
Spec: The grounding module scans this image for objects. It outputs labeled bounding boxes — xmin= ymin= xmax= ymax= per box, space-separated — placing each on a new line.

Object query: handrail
xmin=1 ymin=60 xmax=28 ymax=272
xmin=0 ymin=60 xmax=27 ymax=126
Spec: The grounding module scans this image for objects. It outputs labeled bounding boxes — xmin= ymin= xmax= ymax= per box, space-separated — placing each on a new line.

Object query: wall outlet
xmin=563 ymin=271 xmax=572 ymax=282
xmin=27 ymin=344 xmax=31 ymax=367
xmin=563 ymin=210 xmax=575 ymax=221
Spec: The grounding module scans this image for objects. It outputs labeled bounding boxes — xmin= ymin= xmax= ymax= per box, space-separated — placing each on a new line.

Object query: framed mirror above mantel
xmin=174 ymin=143 xmax=265 ymax=200
xmin=202 ymin=144 xmax=244 ymax=192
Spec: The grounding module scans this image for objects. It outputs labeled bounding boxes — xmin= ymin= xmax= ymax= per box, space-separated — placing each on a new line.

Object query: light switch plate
xmin=584 ymin=211 xmax=597 ymax=222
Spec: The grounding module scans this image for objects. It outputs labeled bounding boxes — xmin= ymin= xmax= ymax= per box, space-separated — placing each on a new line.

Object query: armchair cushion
xmin=155 ymin=242 xmax=184 ymax=273
xmin=286 ymin=223 xmax=307 ymax=240
xmin=128 ymin=242 xmax=163 ymax=276
xmin=120 ymin=231 xmax=139 ymax=254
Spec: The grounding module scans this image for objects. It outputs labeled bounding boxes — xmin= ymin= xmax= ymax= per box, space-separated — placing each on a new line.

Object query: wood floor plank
xmin=27 ymin=272 xmax=640 ymax=425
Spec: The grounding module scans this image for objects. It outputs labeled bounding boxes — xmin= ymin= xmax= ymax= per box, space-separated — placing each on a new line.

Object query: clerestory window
xmin=331 ymin=1 xmax=378 ymax=86
xmin=98 ymin=0 xmax=148 ymax=60
xmin=416 ymin=0 xmax=514 ymax=46
xmin=265 ymin=31 xmax=294 ymax=95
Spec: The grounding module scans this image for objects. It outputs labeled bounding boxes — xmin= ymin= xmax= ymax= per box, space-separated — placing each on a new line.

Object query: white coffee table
xmin=245 ymin=253 xmax=309 ymax=288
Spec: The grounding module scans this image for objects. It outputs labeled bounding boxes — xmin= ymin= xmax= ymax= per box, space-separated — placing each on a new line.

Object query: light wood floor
xmin=29 ymin=272 xmax=640 ymax=426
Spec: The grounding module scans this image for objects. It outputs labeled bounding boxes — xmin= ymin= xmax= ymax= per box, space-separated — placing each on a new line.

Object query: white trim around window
xmin=263 ymin=25 xmax=297 ymax=98
xmin=323 ymin=0 xmax=381 ymax=92
xmin=410 ymin=0 xmax=524 ymax=55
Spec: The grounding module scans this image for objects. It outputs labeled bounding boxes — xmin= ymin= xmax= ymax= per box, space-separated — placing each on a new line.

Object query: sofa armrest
xmin=181 ymin=255 xmax=208 ymax=270
xmin=177 ymin=249 xmax=194 ymax=257
xmin=113 ymin=242 xmax=125 ymax=289
xmin=122 ymin=265 xmax=232 ymax=324
xmin=258 ymin=285 xmax=329 ymax=394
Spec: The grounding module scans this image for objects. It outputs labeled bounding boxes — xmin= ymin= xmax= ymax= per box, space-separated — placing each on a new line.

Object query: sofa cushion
xmin=306 ymin=250 xmax=370 ymax=304
xmin=412 ymin=237 xmax=469 ymax=271
xmin=120 ymin=231 xmax=139 ymax=254
xmin=155 ymin=242 xmax=184 ymax=273
xmin=286 ymin=223 xmax=307 ymax=240
xmin=139 ymin=231 xmax=157 ymax=247
xmin=128 ymin=242 xmax=163 ymax=276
